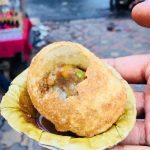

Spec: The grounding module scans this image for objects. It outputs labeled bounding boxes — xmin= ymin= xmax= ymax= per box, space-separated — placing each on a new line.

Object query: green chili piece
xmin=76 ymin=69 xmax=85 ymax=80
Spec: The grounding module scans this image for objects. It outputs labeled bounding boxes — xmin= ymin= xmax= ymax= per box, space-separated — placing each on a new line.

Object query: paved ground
xmin=0 ymin=15 xmax=150 ymax=150
xmin=44 ymin=16 xmax=150 ymax=57
xmin=26 ymin=0 xmax=110 ymax=21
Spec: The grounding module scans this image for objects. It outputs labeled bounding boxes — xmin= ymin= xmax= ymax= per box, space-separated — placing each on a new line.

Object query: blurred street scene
xmin=0 ymin=0 xmax=149 ymax=150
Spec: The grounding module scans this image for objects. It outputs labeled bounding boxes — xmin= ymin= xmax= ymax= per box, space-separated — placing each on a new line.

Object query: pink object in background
xmin=0 ymin=18 xmax=32 ymax=61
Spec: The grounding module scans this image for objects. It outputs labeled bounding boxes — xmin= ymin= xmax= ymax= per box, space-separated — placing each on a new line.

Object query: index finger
xmin=104 ymin=55 xmax=150 ymax=84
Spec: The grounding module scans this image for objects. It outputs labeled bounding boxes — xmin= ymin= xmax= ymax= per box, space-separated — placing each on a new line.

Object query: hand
xmin=132 ymin=0 xmax=150 ymax=27
xmin=104 ymin=55 xmax=150 ymax=150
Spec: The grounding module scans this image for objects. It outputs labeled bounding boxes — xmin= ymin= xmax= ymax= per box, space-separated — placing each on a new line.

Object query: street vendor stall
xmin=0 ymin=0 xmax=32 ymax=79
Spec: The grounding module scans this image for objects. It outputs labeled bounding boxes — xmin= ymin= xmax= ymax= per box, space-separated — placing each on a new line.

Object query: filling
xmin=39 ymin=64 xmax=86 ymax=100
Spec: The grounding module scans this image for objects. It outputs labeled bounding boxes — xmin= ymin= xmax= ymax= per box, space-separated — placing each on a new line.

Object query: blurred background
xmin=0 ymin=0 xmax=149 ymax=150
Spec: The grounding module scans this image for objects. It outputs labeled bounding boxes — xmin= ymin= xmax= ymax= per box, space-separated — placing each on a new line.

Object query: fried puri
xmin=27 ymin=41 xmax=126 ymax=137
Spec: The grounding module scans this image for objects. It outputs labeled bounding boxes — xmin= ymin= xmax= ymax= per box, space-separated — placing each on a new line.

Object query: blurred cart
xmin=0 ymin=0 xmax=32 ymax=79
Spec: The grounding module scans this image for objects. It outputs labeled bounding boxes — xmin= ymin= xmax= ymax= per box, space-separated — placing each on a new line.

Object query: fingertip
xmin=132 ymin=1 xmax=150 ymax=28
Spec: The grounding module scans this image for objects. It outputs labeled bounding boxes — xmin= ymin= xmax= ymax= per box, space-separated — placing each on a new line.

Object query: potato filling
xmin=39 ymin=64 xmax=86 ymax=100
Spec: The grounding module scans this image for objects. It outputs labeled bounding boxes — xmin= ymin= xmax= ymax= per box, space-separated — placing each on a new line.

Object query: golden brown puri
xmin=27 ymin=41 xmax=127 ymax=137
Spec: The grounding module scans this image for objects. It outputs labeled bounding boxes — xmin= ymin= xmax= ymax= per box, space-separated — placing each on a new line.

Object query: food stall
xmin=0 ymin=0 xmax=32 ymax=79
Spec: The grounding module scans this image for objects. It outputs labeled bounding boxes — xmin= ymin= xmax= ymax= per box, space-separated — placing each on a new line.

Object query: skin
xmin=132 ymin=0 xmax=150 ymax=28
xmin=105 ymin=55 xmax=150 ymax=149
xmin=107 ymin=2 xmax=150 ymax=148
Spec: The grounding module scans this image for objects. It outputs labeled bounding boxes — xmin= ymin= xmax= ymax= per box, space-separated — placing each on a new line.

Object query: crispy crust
xmin=27 ymin=41 xmax=127 ymax=137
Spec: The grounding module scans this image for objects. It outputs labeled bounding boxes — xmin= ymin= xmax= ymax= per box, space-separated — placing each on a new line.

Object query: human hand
xmin=104 ymin=55 xmax=150 ymax=150
xmin=132 ymin=0 xmax=150 ymax=27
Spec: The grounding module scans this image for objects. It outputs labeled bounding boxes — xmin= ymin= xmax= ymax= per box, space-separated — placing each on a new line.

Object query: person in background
xmin=109 ymin=0 xmax=150 ymax=149
xmin=0 ymin=71 xmax=10 ymax=92
xmin=0 ymin=61 xmax=10 ymax=93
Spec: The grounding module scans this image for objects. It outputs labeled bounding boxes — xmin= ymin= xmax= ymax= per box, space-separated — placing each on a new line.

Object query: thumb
xmin=132 ymin=0 xmax=150 ymax=28
xmin=109 ymin=145 xmax=150 ymax=150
